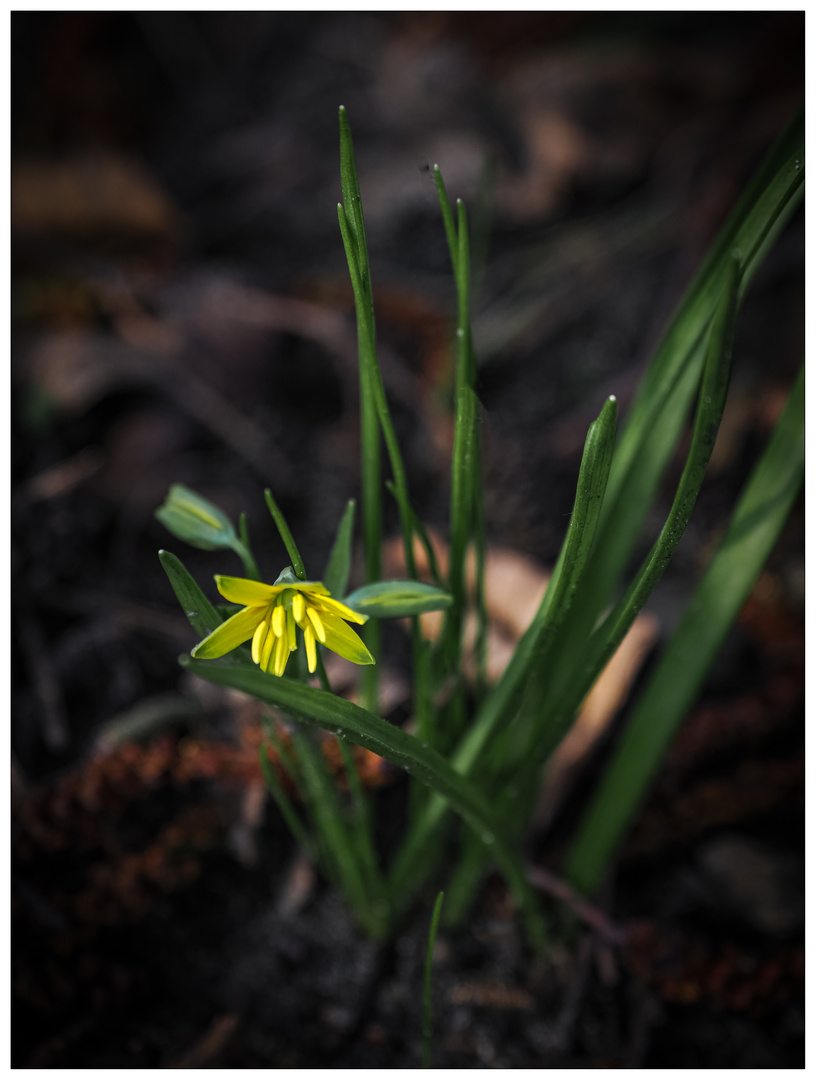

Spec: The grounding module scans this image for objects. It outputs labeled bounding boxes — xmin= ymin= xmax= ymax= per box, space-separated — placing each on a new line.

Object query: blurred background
xmin=12 ymin=12 xmax=804 ymax=1068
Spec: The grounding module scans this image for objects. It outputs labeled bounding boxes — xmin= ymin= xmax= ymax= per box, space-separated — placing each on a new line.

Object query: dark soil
xmin=12 ymin=12 xmax=803 ymax=1068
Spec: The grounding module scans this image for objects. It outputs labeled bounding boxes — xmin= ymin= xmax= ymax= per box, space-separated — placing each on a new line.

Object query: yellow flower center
xmin=250 ymin=587 xmax=327 ymax=678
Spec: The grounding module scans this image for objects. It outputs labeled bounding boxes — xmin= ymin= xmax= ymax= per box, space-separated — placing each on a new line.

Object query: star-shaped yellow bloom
xmin=191 ymin=573 xmax=373 ymax=678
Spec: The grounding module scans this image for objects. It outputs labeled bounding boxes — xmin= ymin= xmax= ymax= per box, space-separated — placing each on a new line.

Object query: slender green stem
xmin=339 ymin=109 xmax=439 ymax=734
xmin=264 ymin=489 xmax=306 ymax=580
xmin=291 ymin=724 xmax=385 ymax=937
xmin=183 ymin=654 xmax=547 ymax=948
xmin=471 ymin=440 xmax=488 ymax=696
xmin=233 ymin=513 xmax=260 ymax=579
xmin=422 ymin=891 xmax=445 ymax=1068
xmin=434 ymin=177 xmax=484 ymax=714
xmin=258 ymin=744 xmax=316 ymax=860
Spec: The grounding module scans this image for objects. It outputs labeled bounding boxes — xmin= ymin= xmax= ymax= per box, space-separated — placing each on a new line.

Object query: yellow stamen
xmin=287 ymin=609 xmax=297 ymax=651
xmin=307 ymin=606 xmax=326 ymax=643
xmin=304 ymin=624 xmax=317 ymax=673
xmin=260 ymin=624 xmax=276 ymax=671
xmin=274 ymin=633 xmax=288 ymax=677
xmin=292 ymin=592 xmax=305 ymax=624
xmin=251 ymin=616 xmax=268 ymax=665
xmin=272 ymin=603 xmax=286 ymax=638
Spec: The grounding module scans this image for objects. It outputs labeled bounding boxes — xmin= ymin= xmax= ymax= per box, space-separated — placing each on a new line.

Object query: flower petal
xmin=273 ymin=633 xmax=289 ymax=677
xmin=321 ymin=614 xmax=375 ymax=666
xmin=251 ymin=615 xmax=270 ymax=665
xmin=304 ymin=624 xmax=317 ymax=673
xmin=292 ymin=592 xmax=306 ymax=624
xmin=291 ymin=580 xmax=330 ymax=596
xmin=306 ymin=606 xmax=326 ymax=643
xmin=314 ymin=594 xmax=368 ymax=625
xmin=215 ymin=576 xmax=280 ymax=606
xmin=261 ymin=624 xmax=276 ymax=670
xmin=192 ymin=605 xmax=265 ymax=659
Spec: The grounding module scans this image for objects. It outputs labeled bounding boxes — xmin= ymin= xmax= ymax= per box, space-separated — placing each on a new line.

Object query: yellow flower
xmin=191 ymin=573 xmax=373 ymax=678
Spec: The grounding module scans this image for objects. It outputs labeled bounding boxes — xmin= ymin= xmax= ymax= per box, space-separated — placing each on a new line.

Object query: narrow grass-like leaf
xmin=537 ymin=258 xmax=741 ymax=766
xmin=338 ymin=106 xmax=369 ymax=285
xmin=335 ymin=734 xmax=388 ymax=922
xmin=181 ymin=654 xmax=547 ymax=949
xmin=390 ymin=395 xmax=617 ymax=911
xmin=340 ymin=109 xmax=441 ymax=725
xmin=434 ymin=175 xmax=484 ymax=697
xmin=258 ymin=744 xmax=316 ymax=861
xmin=235 ymin=512 xmax=261 ymax=580
xmin=443 ymin=241 xmax=477 ymax=667
xmin=443 ymin=827 xmax=489 ymax=929
xmin=262 ymin=714 xmax=303 ymax=785
xmin=339 ymin=111 xmax=383 ymax=713
xmin=433 ymin=166 xmax=458 ymax=272
xmin=566 ymin=361 xmax=804 ymax=896
xmin=422 ymin=891 xmax=445 ymax=1068
xmin=463 ymin=393 xmax=617 ymax=771
xmin=579 ymin=111 xmax=803 ymax=628
xmin=471 ymin=439 xmax=489 ymax=695
xmin=264 ymin=488 xmax=306 ymax=580
xmin=546 ymin=118 xmax=802 ymax=706
xmin=289 ymin=725 xmax=384 ymax=936
xmin=159 ymin=549 xmax=223 ymax=638
xmin=315 ymin=652 xmax=384 ymax=914
xmin=323 ymin=499 xmax=356 ymax=599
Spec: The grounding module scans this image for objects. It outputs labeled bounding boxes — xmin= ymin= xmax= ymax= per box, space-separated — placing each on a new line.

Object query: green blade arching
xmin=577 ymin=110 xmax=803 ymax=634
xmin=566 ymin=362 xmax=804 ymax=896
xmin=535 ymin=257 xmax=741 ymax=770
xmin=388 ymin=394 xmax=617 ymax=914
xmin=159 ymin=549 xmax=223 ymax=639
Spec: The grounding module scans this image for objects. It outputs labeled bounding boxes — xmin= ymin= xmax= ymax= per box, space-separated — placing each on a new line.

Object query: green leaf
xmin=339 ymin=105 xmax=369 ymax=273
xmin=466 ymin=393 xmax=617 ymax=773
xmin=344 ymin=580 xmax=453 ymax=619
xmin=258 ymin=744 xmax=316 ymax=862
xmin=538 ymin=257 xmax=741 ymax=767
xmin=236 ymin=512 xmax=261 ymax=579
xmin=388 ymin=394 xmax=617 ymax=911
xmin=181 ymin=654 xmax=547 ymax=949
xmin=433 ymin=165 xmax=458 ymax=274
xmin=155 ymin=483 xmax=236 ymax=550
xmin=566 ymin=363 xmax=804 ymax=896
xmin=579 ymin=108 xmax=803 ymax=629
xmin=158 ymin=549 xmax=223 ymax=638
xmin=323 ymin=499 xmax=356 ymax=598
xmin=439 ymin=188 xmax=479 ymax=678
xmin=338 ymin=107 xmax=382 ymax=714
xmin=289 ymin=725 xmax=385 ymax=937
xmin=422 ymin=891 xmax=445 ymax=1068
xmin=335 ymin=733 xmax=388 ymax=926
